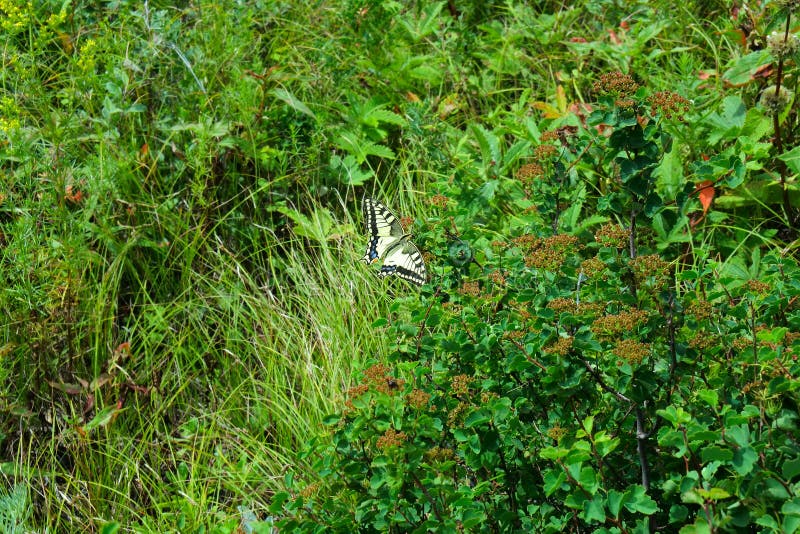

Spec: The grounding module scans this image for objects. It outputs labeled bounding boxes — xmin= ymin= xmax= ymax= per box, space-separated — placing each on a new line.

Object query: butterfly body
xmin=361 ymin=198 xmax=426 ymax=286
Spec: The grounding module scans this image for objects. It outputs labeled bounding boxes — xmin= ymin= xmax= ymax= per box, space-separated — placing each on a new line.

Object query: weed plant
xmin=0 ymin=1 xmax=798 ymax=532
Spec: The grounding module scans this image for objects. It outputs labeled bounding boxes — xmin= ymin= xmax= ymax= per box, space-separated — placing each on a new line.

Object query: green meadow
xmin=1 ymin=1 xmax=799 ymax=532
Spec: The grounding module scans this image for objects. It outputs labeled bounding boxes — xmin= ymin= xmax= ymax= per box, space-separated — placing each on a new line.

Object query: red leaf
xmin=696 ymin=180 xmax=715 ymax=215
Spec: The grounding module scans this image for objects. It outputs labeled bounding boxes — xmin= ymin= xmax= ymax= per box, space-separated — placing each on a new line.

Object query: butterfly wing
xmin=379 ymin=240 xmax=427 ymax=286
xmin=361 ymin=198 xmax=404 ymax=264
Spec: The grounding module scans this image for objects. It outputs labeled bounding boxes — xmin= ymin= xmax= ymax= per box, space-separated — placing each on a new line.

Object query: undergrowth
xmin=1 ymin=1 xmax=798 ymax=532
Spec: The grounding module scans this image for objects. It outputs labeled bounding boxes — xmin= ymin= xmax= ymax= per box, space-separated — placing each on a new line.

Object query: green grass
xmin=1 ymin=0 xmax=799 ymax=531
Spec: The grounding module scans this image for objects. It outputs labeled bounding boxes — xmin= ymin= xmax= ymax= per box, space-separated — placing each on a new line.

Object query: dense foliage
xmin=1 ymin=0 xmax=798 ymax=532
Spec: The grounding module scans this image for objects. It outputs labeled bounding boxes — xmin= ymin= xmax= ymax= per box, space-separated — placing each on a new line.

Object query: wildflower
xmin=593 ymin=71 xmax=640 ymax=96
xmin=594 ymin=223 xmax=630 ymax=248
xmin=430 ymin=194 xmax=449 ymax=208
xmin=547 ymin=424 xmax=568 ymax=441
xmin=592 ymin=309 xmax=649 ymax=338
xmin=687 ymin=300 xmax=714 ymax=321
xmin=580 ymin=257 xmax=606 ymax=278
xmin=376 ymin=428 xmax=407 ymax=449
xmin=406 ymin=389 xmax=431 ymax=409
xmin=629 ymin=254 xmax=670 ymax=283
xmin=426 ymin=446 xmax=455 ymax=462
xmin=516 ymin=163 xmax=544 ymax=182
xmin=746 ymin=279 xmax=771 ymax=294
xmin=767 ymin=31 xmax=800 ymax=59
xmin=759 ymin=85 xmax=793 ymax=115
xmin=451 ymin=374 xmax=472 ymax=396
xmin=646 ymin=91 xmax=691 ymax=120
xmin=613 ymin=339 xmax=650 ymax=365
xmin=545 ymin=336 xmax=574 ymax=356
xmin=458 ymin=281 xmax=481 ymax=297
xmin=533 ymin=144 xmax=558 ymax=161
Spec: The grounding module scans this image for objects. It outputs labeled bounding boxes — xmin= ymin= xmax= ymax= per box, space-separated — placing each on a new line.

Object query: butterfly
xmin=361 ymin=198 xmax=426 ymax=286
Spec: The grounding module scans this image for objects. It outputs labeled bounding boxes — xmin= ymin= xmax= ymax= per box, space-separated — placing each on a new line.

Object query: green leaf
xmin=782 ymin=515 xmax=800 ymax=534
xmin=721 ymin=50 xmax=772 ymax=86
xmin=543 ymin=468 xmax=567 ymax=496
xmin=696 ymin=487 xmax=731 ymax=501
xmin=706 ymin=95 xmax=746 ymax=144
xmin=333 ymin=131 xmax=396 ymax=163
xmin=607 ymin=490 xmax=624 ymax=518
xmin=624 ymin=485 xmax=658 ymax=514
xmin=679 ymin=517 xmax=713 ymax=534
xmin=778 ymin=145 xmax=800 ymax=174
xmin=330 ymin=153 xmax=373 ymax=185
xmin=654 ymin=140 xmax=685 ymax=199
xmin=696 ymin=389 xmax=718 ymax=408
xmin=700 ymin=445 xmax=733 ymax=463
xmin=464 ymin=409 xmax=492 ymax=428
xmin=669 ymin=505 xmax=689 ymax=524
xmin=271 ymin=88 xmax=316 ymax=120
xmin=732 ymin=446 xmax=757 ymax=475
xmin=271 ymin=204 xmax=334 ymax=244
xmin=582 ymin=493 xmax=606 ymax=524
xmin=469 ymin=123 xmax=502 ymax=170
xmin=782 ymin=498 xmax=800 ymax=516
xmin=82 ymin=406 xmax=124 ymax=433
xmin=364 ymin=109 xmax=406 ymax=127
xmin=783 ymin=456 xmax=800 ymax=480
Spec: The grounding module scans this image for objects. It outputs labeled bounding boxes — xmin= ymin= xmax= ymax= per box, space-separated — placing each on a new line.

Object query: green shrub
xmin=274 ymin=70 xmax=800 ymax=532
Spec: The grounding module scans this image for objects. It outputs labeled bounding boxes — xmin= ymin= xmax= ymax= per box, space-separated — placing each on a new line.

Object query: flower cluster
xmin=592 ymin=309 xmax=649 ymax=338
xmin=758 ymin=85 xmax=794 ymax=114
xmin=545 ymin=336 xmax=574 ymax=356
xmin=613 ymin=339 xmax=650 ymax=365
xmin=406 ymin=389 xmax=431 ymax=409
xmin=646 ymin=91 xmax=690 ymax=120
xmin=451 ymin=374 xmax=473 ymax=396
xmin=430 ymin=194 xmax=449 ymax=208
xmin=593 ymin=71 xmax=639 ymax=96
xmin=594 ymin=223 xmax=630 ymax=248
xmin=767 ymin=30 xmax=799 ymax=59
xmin=376 ymin=428 xmax=408 ymax=449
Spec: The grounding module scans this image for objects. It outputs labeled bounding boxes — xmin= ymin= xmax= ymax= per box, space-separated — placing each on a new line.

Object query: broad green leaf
xmin=778 ymin=145 xmax=800 ymax=174
xmin=782 ymin=498 xmax=800 ymax=516
xmin=464 ymin=409 xmax=492 ymax=428
xmin=469 ymin=123 xmax=502 ymax=170
xmin=271 ymin=204 xmax=334 ymax=244
xmin=783 ymin=456 xmax=800 ymax=480
xmin=654 ymin=140 xmax=685 ymax=199
xmin=721 ymin=50 xmax=772 ymax=86
xmin=543 ymin=468 xmax=567 ymax=496
xmin=732 ymin=446 xmax=757 ymax=475
xmin=700 ymin=445 xmax=733 ymax=463
xmin=607 ymin=489 xmax=624 ymax=518
xmin=696 ymin=389 xmax=718 ymax=408
xmin=582 ymin=493 xmax=605 ymax=524
xmin=624 ymin=485 xmax=658 ymax=514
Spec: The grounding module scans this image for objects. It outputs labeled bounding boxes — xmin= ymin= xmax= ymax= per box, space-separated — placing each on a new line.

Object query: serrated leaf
xmin=364 ymin=108 xmax=406 ymax=127
xmin=333 ymin=132 xmax=396 ymax=163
